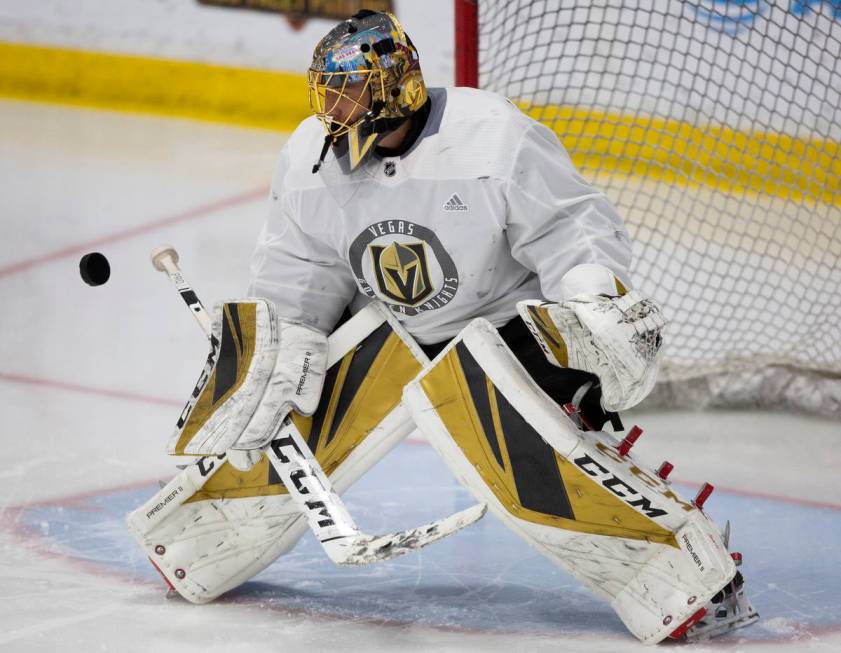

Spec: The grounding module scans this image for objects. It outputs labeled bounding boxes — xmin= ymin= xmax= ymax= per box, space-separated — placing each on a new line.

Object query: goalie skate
xmin=680 ymin=525 xmax=760 ymax=640
xmin=679 ymin=572 xmax=760 ymax=640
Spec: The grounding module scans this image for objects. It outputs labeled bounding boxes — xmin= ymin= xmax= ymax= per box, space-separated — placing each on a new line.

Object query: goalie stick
xmin=149 ymin=245 xmax=486 ymax=565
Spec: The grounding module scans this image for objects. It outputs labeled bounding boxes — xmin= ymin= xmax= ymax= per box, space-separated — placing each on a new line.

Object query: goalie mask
xmin=308 ymin=10 xmax=427 ymax=174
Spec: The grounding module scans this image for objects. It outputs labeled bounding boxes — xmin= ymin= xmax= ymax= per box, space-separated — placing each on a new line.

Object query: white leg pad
xmin=403 ymin=318 xmax=735 ymax=643
xmin=128 ymin=303 xmax=427 ymax=603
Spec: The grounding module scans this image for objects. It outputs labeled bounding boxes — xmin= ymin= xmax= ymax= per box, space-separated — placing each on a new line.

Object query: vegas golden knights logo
xmin=370 ymin=241 xmax=433 ymax=305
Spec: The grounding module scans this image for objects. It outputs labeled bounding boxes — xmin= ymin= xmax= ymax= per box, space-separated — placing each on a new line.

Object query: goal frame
xmin=449 ymin=0 xmax=841 ymax=418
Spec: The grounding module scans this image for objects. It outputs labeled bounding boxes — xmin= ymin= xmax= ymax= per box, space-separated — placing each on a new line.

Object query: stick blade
xmin=326 ymin=503 xmax=487 ymax=565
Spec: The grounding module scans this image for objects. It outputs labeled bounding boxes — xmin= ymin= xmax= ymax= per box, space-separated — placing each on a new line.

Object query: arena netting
xmin=458 ymin=0 xmax=841 ymax=416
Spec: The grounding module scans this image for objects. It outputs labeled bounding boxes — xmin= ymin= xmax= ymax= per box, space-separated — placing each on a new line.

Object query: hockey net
xmin=456 ymin=0 xmax=841 ymax=417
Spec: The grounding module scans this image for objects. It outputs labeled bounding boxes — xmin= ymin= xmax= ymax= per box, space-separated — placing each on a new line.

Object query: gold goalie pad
xmin=127 ymin=302 xmax=428 ymax=603
xmin=403 ymin=318 xmax=737 ymax=644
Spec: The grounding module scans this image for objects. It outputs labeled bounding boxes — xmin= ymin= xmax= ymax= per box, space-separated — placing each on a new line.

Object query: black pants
xmin=419 ymin=317 xmax=618 ymax=432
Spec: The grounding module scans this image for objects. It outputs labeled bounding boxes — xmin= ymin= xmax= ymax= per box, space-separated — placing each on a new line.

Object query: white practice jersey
xmin=249 ymin=87 xmax=632 ymax=345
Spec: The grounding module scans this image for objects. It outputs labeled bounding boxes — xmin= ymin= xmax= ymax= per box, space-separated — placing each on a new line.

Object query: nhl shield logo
xmin=369 ymin=241 xmax=433 ymax=305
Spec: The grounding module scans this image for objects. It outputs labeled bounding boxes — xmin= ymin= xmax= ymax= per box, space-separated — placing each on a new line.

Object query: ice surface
xmin=1 ymin=100 xmax=840 ymax=652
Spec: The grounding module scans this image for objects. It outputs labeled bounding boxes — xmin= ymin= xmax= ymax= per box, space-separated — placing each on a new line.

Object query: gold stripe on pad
xmin=314 ymin=332 xmax=422 ymax=473
xmin=313 ymin=349 xmax=356 ymax=451
xmin=174 ymin=303 xmax=258 ymax=455
xmin=421 ymin=348 xmax=677 ymax=546
xmin=186 ymin=453 xmax=290 ymax=502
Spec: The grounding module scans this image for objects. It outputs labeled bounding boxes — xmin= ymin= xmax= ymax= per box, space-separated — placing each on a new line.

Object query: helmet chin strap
xmin=312 ymin=134 xmax=333 ymax=174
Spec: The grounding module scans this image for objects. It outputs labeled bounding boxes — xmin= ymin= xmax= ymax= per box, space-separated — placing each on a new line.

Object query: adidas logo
xmin=443 ymin=193 xmax=469 ymax=211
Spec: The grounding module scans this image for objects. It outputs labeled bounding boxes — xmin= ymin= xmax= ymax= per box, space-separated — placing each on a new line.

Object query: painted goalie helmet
xmin=308 ymin=10 xmax=427 ymax=173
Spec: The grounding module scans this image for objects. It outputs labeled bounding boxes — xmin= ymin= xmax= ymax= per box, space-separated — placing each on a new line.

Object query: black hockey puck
xmin=79 ymin=252 xmax=111 ymax=286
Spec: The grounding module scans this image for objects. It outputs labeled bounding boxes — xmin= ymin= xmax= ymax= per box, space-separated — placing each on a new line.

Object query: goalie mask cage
xmin=455 ymin=0 xmax=841 ymax=417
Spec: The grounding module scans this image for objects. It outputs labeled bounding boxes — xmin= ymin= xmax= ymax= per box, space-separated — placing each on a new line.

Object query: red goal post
xmin=453 ymin=0 xmax=841 ymax=417
xmin=454 ymin=0 xmax=478 ymax=87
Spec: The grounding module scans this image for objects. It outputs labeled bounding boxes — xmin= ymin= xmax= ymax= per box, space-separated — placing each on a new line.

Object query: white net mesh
xmin=471 ymin=0 xmax=841 ymax=416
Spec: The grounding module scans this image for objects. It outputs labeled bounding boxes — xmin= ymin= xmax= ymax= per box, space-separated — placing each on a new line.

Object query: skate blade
xmin=685 ymin=597 xmax=760 ymax=641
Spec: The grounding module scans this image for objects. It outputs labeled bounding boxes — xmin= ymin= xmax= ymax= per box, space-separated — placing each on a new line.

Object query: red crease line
xmin=0 ymin=371 xmax=181 ymax=407
xmin=684 ymin=480 xmax=841 ymax=513
xmin=0 ymin=185 xmax=268 ymax=279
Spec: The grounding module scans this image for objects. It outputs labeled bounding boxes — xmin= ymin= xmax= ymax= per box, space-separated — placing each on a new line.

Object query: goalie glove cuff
xmin=559 ymin=262 xmax=629 ymax=301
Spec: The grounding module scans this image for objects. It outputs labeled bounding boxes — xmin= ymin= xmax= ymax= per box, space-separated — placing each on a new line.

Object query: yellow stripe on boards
xmin=0 ymin=41 xmax=310 ymax=131
xmin=525 ymin=104 xmax=840 ymax=207
xmin=2 ymin=42 xmax=837 ymax=205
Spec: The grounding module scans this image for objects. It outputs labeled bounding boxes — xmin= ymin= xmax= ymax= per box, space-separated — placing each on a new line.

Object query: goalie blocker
xmin=403 ymin=318 xmax=756 ymax=643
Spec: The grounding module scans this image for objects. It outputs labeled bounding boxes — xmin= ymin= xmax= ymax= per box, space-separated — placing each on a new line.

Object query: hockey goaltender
xmin=127 ymin=10 xmax=759 ymax=643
